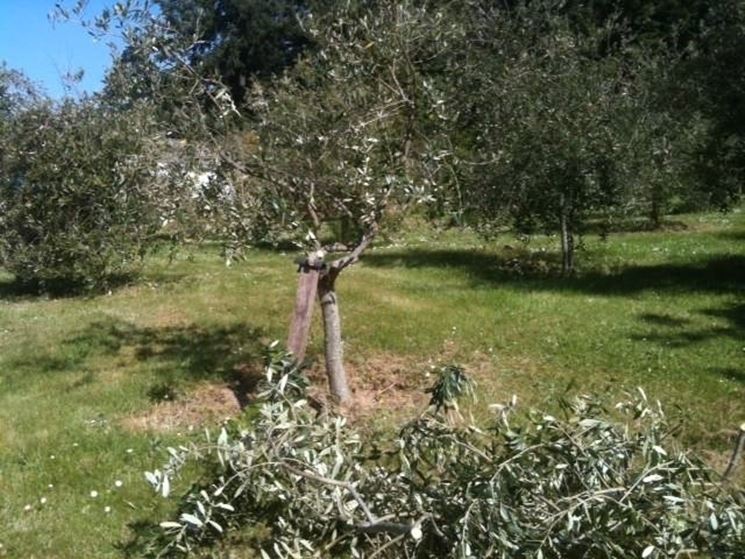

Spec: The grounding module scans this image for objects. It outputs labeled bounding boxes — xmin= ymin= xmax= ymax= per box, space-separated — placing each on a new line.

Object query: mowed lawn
xmin=1 ymin=210 xmax=743 ymax=557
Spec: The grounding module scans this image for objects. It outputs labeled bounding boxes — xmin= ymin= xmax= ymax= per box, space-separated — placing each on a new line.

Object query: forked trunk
xmin=289 ymin=228 xmax=377 ymax=402
xmin=318 ymin=272 xmax=351 ymax=403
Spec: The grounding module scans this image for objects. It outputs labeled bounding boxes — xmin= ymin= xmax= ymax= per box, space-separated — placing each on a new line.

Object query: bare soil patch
xmin=305 ymin=350 xmax=502 ymax=423
xmin=303 ymin=353 xmax=427 ymax=422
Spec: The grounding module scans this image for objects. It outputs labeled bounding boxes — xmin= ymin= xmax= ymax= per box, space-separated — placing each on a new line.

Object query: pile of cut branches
xmin=145 ymin=345 xmax=744 ymax=558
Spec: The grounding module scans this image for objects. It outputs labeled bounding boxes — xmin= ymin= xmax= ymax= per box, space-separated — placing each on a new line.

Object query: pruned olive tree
xmin=145 ymin=354 xmax=745 ymax=558
xmin=241 ymin=1 xmax=457 ymax=401
xmin=61 ymin=0 xmax=457 ymax=401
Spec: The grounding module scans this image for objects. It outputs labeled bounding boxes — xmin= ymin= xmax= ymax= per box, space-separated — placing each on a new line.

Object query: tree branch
xmin=282 ymin=462 xmax=424 ymax=537
xmin=328 ymin=222 xmax=379 ymax=274
xmin=723 ymin=423 xmax=745 ymax=480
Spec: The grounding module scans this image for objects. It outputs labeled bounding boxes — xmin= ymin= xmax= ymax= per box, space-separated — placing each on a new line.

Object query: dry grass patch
xmin=150 ymin=306 xmax=191 ymax=327
xmin=121 ymin=383 xmax=241 ymax=432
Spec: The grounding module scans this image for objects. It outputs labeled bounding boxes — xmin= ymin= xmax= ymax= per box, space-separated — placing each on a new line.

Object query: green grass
xmin=1 ymin=209 xmax=744 ymax=557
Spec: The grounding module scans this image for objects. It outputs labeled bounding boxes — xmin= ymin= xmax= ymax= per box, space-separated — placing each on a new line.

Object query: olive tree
xmin=0 ymin=97 xmax=178 ymax=291
xmin=242 ymin=1 xmax=456 ymax=401
xmin=450 ymin=4 xmax=660 ymax=273
xmin=0 ymin=64 xmax=39 ymax=131
xmin=0 ymin=64 xmax=40 ymax=194
xmin=60 ymin=0 xmax=457 ymax=400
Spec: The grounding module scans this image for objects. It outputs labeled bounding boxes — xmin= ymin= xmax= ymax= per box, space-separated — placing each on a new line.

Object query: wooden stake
xmin=287 ymin=253 xmax=323 ymax=361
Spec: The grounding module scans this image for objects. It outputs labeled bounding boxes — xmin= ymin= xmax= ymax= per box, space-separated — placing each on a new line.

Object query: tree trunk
xmin=560 ymin=194 xmax=574 ymax=275
xmin=318 ymin=272 xmax=351 ymax=403
xmin=650 ymin=183 xmax=663 ymax=230
xmin=287 ymin=253 xmax=322 ymax=361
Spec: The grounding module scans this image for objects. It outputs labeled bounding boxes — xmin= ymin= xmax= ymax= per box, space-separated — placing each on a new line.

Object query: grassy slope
xmin=0 ymin=209 xmax=743 ymax=557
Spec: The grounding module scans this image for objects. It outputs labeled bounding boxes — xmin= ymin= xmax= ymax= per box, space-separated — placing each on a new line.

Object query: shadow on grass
xmin=717 ymin=229 xmax=745 ymax=242
xmin=0 ymin=270 xmax=188 ymax=301
xmin=713 ymin=368 xmax=745 ymax=384
xmin=69 ymin=318 xmax=267 ymax=404
xmin=0 ymin=273 xmax=139 ymax=300
xmin=364 ymin=248 xmax=745 ymax=382
xmin=581 ymin=217 xmax=688 ymax=235
xmin=0 ymin=277 xmax=81 ymax=301
xmin=363 ymin=249 xmax=745 ymax=296
xmin=636 ymin=304 xmax=745 ymax=346
xmin=632 ymin=303 xmax=745 ymax=384
xmin=116 ymin=521 xmax=163 ymax=558
xmin=5 ymin=316 xmax=268 ymax=405
xmin=638 ymin=313 xmax=692 ymax=328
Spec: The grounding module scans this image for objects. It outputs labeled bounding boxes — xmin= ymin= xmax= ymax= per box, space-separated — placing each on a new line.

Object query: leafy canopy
xmin=0 ymin=97 xmax=178 ymax=291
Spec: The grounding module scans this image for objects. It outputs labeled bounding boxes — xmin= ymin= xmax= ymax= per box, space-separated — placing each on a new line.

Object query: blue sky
xmin=0 ymin=0 xmax=116 ymax=98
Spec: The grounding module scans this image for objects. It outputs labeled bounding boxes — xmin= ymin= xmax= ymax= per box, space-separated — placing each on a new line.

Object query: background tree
xmin=678 ymin=0 xmax=745 ymax=209
xmin=0 ymin=96 xmax=178 ymax=291
xmin=449 ymin=4 xmax=665 ymax=273
xmin=154 ymin=0 xmax=314 ymax=103
xmin=559 ymin=0 xmax=711 ymax=50
xmin=558 ymin=0 xmax=745 ymax=213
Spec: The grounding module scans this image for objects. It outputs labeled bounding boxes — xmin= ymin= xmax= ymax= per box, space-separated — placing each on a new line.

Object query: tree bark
xmin=723 ymin=423 xmax=745 ymax=480
xmin=560 ymin=194 xmax=574 ymax=275
xmin=287 ymin=252 xmax=323 ymax=361
xmin=318 ymin=271 xmax=351 ymax=403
